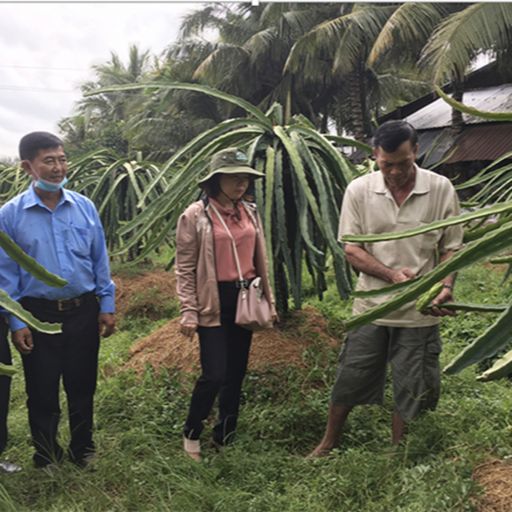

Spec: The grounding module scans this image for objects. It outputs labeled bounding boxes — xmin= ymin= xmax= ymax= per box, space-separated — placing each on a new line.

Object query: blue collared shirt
xmin=0 ymin=185 xmax=115 ymax=331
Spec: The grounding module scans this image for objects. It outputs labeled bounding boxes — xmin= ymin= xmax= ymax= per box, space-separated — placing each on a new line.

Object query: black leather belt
xmin=218 ymin=279 xmax=253 ymax=289
xmin=21 ymin=292 xmax=96 ymax=312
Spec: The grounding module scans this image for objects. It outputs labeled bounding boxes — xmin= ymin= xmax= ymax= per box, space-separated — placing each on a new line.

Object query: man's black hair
xmin=19 ymin=132 xmax=63 ymax=161
xmin=372 ymin=120 xmax=418 ymax=152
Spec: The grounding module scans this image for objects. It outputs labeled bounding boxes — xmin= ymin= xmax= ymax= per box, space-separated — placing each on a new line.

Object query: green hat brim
xmin=197 ymin=165 xmax=265 ymax=185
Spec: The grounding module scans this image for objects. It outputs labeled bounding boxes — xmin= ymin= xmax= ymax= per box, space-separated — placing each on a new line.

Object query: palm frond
xmin=178 ymin=4 xmax=224 ymax=39
xmin=367 ymin=3 xmax=462 ymax=67
xmin=242 ymin=27 xmax=278 ymax=65
xmin=193 ymin=44 xmax=251 ymax=85
xmin=333 ymin=5 xmax=397 ymax=75
xmin=284 ymin=8 xmax=355 ymax=75
xmin=420 ymin=3 xmax=512 ymax=83
xmin=372 ymin=73 xmax=431 ymax=114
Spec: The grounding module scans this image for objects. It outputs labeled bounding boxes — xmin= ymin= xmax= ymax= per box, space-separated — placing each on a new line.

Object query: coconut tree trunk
xmin=320 ymin=105 xmax=329 ymax=132
xmin=451 ymin=79 xmax=465 ymax=134
xmin=347 ymin=64 xmax=369 ymax=141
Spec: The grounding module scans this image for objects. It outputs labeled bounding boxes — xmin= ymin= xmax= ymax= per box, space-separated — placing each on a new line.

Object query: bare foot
xmin=306 ymin=444 xmax=335 ymax=459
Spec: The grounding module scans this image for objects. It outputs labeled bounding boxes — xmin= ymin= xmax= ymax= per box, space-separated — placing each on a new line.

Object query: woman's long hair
xmin=200 ymin=174 xmax=255 ymax=202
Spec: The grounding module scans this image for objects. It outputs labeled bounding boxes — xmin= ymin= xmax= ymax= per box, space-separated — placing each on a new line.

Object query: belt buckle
xmin=236 ymin=280 xmax=249 ymax=289
xmin=57 ymin=298 xmax=81 ymax=312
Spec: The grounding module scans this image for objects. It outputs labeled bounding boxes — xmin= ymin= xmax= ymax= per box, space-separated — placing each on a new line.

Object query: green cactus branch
xmin=0 ymin=232 xmax=67 ymax=288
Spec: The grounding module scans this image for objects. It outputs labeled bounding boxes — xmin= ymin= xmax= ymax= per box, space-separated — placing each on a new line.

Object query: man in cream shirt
xmin=310 ymin=120 xmax=463 ymax=457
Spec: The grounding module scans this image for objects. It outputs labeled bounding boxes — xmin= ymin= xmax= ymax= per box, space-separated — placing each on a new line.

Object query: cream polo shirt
xmin=339 ymin=165 xmax=464 ymax=327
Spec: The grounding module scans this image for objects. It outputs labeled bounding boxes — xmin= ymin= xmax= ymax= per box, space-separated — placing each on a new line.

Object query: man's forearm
xmin=439 ymin=250 xmax=457 ymax=288
xmin=344 ymin=244 xmax=407 ymax=284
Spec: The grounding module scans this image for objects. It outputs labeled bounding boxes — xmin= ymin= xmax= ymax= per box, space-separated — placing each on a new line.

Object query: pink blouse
xmin=209 ymin=198 xmax=257 ymax=282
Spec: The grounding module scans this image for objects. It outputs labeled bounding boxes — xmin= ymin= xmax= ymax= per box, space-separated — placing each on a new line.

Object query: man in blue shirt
xmin=0 ymin=131 xmax=116 ymax=469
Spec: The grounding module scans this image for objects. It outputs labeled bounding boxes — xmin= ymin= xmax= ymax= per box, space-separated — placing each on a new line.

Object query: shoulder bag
xmin=210 ymin=203 xmax=274 ymax=331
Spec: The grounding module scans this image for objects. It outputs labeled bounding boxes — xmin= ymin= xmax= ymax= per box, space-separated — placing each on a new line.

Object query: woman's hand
xmin=180 ymin=323 xmax=198 ymax=339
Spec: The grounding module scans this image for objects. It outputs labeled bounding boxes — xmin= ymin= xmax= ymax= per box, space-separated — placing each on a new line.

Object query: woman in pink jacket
xmin=176 ymin=147 xmax=276 ymax=461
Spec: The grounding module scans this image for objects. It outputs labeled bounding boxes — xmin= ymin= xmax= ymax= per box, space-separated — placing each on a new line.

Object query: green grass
xmin=1 ymin=262 xmax=511 ymax=510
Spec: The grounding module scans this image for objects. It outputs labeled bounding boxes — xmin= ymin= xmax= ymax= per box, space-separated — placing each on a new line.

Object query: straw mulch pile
xmin=123 ymin=306 xmax=339 ymax=374
xmin=473 ymin=458 xmax=512 ymax=512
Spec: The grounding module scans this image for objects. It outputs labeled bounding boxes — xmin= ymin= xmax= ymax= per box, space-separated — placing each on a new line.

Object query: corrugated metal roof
xmin=444 ymin=124 xmax=512 ymax=163
xmin=406 ymin=84 xmax=512 ymax=129
xmin=418 ymin=128 xmax=458 ymax=168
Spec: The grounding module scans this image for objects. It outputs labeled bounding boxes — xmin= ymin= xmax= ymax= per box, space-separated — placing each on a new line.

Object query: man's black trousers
xmin=184 ymin=282 xmax=252 ymax=445
xmin=0 ymin=320 xmax=12 ymax=455
xmin=20 ymin=294 xmax=100 ymax=467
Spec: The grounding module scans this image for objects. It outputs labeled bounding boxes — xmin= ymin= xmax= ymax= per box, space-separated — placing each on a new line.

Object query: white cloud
xmin=0 ymin=1 xmax=199 ymax=160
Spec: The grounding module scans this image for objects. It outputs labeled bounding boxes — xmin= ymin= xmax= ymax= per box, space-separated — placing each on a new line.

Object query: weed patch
xmin=0 ymin=262 xmax=511 ymax=510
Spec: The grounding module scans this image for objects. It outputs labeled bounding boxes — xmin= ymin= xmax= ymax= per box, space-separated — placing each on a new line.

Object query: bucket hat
xmin=197 ymin=147 xmax=264 ymax=185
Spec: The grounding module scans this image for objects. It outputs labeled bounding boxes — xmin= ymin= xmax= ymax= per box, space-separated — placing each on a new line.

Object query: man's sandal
xmin=183 ymin=437 xmax=201 ymax=462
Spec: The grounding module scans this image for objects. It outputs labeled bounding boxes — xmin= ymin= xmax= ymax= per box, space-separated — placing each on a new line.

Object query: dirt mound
xmin=124 ymin=306 xmax=339 ymax=375
xmin=474 ymin=459 xmax=512 ymax=511
xmin=114 ymin=269 xmax=177 ymax=320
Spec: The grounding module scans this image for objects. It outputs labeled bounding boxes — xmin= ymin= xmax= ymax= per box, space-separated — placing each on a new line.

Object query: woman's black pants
xmin=184 ymin=283 xmax=252 ymax=445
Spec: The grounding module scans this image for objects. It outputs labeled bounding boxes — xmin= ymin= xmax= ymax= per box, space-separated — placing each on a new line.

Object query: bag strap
xmin=209 ymin=202 xmax=246 ymax=286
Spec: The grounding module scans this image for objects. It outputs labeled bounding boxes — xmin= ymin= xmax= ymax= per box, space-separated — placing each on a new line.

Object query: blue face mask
xmin=34 ymin=176 xmax=68 ymax=192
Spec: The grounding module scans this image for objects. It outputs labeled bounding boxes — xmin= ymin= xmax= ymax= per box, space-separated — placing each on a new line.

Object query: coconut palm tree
xmin=79 ymin=44 xmax=152 ymax=121
xmin=179 ymin=3 xmax=433 ymax=140
xmin=178 ymin=3 xmax=346 ymax=124
xmin=122 ymin=40 xmax=224 ymax=161
xmin=285 ymin=3 xmax=441 ymax=140
xmin=60 ymin=44 xmax=153 ymax=157
xmin=368 ymin=3 xmax=512 ymax=132
xmin=418 ymin=3 xmax=512 ymax=85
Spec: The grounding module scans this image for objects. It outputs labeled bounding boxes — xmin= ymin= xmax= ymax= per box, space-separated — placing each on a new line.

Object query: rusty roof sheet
xmin=406 ymin=84 xmax=512 ymax=129
xmin=444 ymin=124 xmax=512 ymax=163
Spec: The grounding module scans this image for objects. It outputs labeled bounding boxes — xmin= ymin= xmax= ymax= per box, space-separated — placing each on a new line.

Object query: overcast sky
xmin=0 ymin=1 xmax=203 ymax=160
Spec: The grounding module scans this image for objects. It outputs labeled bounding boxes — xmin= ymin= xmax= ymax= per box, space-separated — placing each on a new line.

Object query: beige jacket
xmin=175 ymin=199 xmax=276 ymax=327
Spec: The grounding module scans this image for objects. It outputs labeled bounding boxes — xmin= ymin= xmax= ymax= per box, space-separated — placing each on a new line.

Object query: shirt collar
xmin=22 ymin=183 xmax=75 ymax=209
xmin=209 ymin=197 xmax=237 ymax=215
xmin=371 ymin=164 xmax=430 ymax=196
